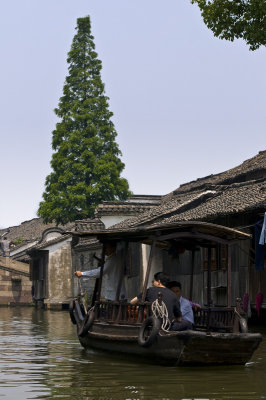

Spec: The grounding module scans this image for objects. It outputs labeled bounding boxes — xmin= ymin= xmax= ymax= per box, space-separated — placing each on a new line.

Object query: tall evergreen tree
xmin=38 ymin=16 xmax=131 ymax=225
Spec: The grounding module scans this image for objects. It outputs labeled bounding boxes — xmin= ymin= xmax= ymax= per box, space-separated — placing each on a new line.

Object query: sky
xmin=0 ymin=0 xmax=265 ymax=229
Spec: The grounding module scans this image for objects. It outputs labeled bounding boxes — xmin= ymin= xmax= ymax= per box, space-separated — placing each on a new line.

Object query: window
xmin=202 ymin=245 xmax=227 ymax=270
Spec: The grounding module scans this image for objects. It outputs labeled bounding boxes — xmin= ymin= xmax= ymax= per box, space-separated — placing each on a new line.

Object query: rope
xmin=88 ymin=305 xmax=95 ymax=315
xmin=234 ymin=308 xmax=242 ymax=319
xmin=151 ymin=299 xmax=171 ymax=332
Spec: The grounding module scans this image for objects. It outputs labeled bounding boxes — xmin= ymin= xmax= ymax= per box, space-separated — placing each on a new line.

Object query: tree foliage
xmin=191 ymin=0 xmax=266 ymax=50
xmin=38 ymin=16 xmax=131 ymax=225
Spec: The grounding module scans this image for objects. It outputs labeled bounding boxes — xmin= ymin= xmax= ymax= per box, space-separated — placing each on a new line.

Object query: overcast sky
xmin=0 ymin=0 xmax=265 ymax=229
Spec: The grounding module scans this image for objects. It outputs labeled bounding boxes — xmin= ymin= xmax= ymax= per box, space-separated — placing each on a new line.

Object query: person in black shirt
xmin=130 ymin=272 xmax=182 ymax=323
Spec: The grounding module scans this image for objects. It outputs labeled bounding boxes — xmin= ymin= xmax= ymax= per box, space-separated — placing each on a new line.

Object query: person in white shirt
xmin=74 ymin=241 xmax=127 ymax=301
xmin=167 ymin=281 xmax=194 ymax=329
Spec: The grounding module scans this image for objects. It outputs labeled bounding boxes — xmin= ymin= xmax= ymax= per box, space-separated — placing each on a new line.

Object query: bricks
xmin=0 ymin=264 xmax=32 ymax=304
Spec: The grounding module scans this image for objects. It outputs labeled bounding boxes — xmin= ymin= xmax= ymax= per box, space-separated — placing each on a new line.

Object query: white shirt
xmin=81 ymin=251 xmax=126 ymax=301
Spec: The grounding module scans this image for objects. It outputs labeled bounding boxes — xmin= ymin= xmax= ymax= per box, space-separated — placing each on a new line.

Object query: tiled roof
xmin=0 ymin=218 xmax=75 ymax=247
xmin=12 ymin=234 xmax=72 ymax=261
xmin=151 ymin=180 xmax=265 ymax=226
xmin=73 ymin=237 xmax=101 ymax=250
xmin=95 ymin=203 xmax=156 ymax=216
xmin=110 ymin=191 xmax=215 ymax=229
xmin=111 ymin=151 xmax=266 ymax=230
xmin=27 ymin=234 xmax=72 ymax=253
xmin=95 ymin=195 xmax=161 ymax=217
xmin=169 ymin=150 xmax=266 ymax=197
xmin=74 ymin=218 xmax=105 ymax=232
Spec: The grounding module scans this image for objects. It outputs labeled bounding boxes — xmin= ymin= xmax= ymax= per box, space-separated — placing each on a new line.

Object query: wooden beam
xmin=207 ymin=247 xmax=212 ymax=308
xmin=141 ymin=240 xmax=156 ymax=302
xmin=227 ymin=244 xmax=232 ymax=307
xmin=189 ymin=250 xmax=195 ymax=301
xmin=155 ymin=231 xmax=230 ymax=245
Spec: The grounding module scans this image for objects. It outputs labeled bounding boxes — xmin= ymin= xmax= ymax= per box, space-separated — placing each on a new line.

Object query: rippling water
xmin=0 ymin=307 xmax=265 ymax=400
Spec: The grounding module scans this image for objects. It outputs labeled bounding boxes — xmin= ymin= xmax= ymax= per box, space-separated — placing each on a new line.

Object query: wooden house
xmin=21 ymin=196 xmax=161 ymax=309
xmin=106 ymin=151 xmax=265 ymax=318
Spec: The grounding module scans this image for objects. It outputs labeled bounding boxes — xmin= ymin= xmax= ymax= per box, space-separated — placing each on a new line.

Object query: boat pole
xmin=141 ymin=240 xmax=156 ymax=302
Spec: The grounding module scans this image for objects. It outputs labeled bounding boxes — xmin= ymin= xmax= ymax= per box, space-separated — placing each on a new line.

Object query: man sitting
xmin=130 ymin=272 xmax=182 ymax=329
xmin=167 ymin=281 xmax=194 ymax=330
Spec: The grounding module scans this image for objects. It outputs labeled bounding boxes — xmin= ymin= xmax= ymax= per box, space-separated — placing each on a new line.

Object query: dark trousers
xmin=171 ymin=320 xmax=193 ymax=331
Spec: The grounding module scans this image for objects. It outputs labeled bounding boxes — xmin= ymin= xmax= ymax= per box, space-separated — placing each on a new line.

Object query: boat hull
xmin=78 ymin=322 xmax=262 ymax=366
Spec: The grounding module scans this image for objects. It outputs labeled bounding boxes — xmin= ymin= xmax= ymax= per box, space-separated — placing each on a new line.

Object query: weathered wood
xmin=78 ymin=320 xmax=262 ymax=366
xmin=141 ymin=240 xmax=156 ymax=302
xmin=115 ymin=242 xmax=128 ymax=301
xmin=227 ymin=244 xmax=232 ymax=307
xmin=189 ymin=250 xmax=195 ymax=300
xmin=207 ymin=246 xmax=212 ymax=309
xmin=155 ymin=231 xmax=230 ymax=245
xmin=72 ymin=221 xmax=260 ymax=366
xmin=96 ymin=243 xmax=106 ymax=302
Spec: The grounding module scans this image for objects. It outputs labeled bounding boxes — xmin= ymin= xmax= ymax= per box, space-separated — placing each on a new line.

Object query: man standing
xmin=167 ymin=281 xmax=194 ymax=330
xmin=0 ymin=236 xmax=10 ymax=257
xmin=75 ymin=241 xmax=127 ymax=301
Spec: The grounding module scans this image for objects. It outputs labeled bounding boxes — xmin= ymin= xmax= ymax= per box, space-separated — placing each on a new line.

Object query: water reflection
xmin=0 ymin=307 xmax=265 ymax=400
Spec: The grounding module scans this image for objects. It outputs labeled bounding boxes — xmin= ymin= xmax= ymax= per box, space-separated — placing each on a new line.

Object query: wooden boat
xmin=70 ymin=221 xmax=262 ymax=366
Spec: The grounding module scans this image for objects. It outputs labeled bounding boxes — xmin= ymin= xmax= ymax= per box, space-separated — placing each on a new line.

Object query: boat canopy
xmin=71 ymin=221 xmax=251 ymax=308
xmin=72 ymin=220 xmax=251 ymax=247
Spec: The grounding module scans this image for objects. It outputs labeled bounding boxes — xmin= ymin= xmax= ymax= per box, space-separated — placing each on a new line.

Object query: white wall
xmin=100 ymin=215 xmax=135 ymax=229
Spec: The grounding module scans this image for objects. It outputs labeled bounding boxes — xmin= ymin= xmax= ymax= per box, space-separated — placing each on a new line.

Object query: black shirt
xmin=138 ymin=286 xmax=181 ymax=321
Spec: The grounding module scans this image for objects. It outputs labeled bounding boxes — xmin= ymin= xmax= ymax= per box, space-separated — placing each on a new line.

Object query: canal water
xmin=0 ymin=307 xmax=265 ymax=400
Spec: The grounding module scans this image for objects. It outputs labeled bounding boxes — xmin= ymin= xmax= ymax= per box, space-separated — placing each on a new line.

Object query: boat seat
xmin=193 ymin=307 xmax=236 ymax=332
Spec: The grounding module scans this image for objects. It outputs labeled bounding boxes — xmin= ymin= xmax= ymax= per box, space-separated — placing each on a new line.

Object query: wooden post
xmin=227 ymin=244 xmax=232 ymax=307
xmin=207 ymin=246 xmax=212 ymax=331
xmin=141 ymin=240 xmax=156 ymax=302
xmin=96 ymin=243 xmax=106 ymax=302
xmin=189 ymin=250 xmax=195 ymax=301
xmin=207 ymin=246 xmax=212 ymax=307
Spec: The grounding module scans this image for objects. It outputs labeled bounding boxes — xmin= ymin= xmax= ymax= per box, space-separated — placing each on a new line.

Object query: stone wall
xmin=0 ymin=257 xmax=32 ymax=305
xmin=43 ymin=239 xmax=73 ymax=310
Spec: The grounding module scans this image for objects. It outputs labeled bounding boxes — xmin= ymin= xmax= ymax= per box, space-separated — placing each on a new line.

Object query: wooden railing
xmin=92 ymin=301 xmax=241 ymax=333
xmin=194 ymin=307 xmax=237 ymax=332
xmin=94 ymin=300 xmax=152 ymax=324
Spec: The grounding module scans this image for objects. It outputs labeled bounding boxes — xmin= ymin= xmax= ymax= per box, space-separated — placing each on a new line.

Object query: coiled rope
xmin=151 ymin=299 xmax=171 ymax=331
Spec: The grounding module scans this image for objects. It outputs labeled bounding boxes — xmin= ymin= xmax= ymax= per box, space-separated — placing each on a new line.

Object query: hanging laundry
xmin=243 ymin=293 xmax=249 ymax=313
xmin=242 ymin=293 xmax=251 ymax=318
xmin=255 ymin=219 xmax=264 ymax=270
xmin=256 ymin=292 xmax=263 ymax=318
xmin=259 ymin=212 xmax=266 ymax=245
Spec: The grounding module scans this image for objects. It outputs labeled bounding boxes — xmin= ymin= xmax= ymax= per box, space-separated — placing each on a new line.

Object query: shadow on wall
xmin=11 ymin=277 xmax=22 ymax=302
